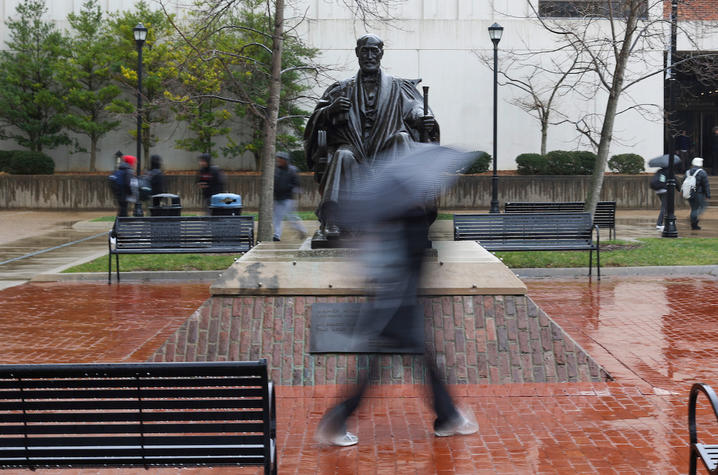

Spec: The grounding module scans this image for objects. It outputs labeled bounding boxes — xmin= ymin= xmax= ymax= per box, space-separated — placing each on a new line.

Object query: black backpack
xmin=650 ymin=169 xmax=667 ymax=190
xmin=108 ymin=169 xmax=123 ymax=198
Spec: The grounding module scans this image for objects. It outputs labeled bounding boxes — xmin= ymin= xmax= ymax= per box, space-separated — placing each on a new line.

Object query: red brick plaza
xmin=1 ymin=276 xmax=717 ymax=474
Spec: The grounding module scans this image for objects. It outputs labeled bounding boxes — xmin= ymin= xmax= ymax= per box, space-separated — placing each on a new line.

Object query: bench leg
xmin=116 ymin=253 xmax=120 ymax=283
xmin=596 ymin=246 xmax=601 ymax=280
xmin=690 ymin=446 xmax=697 ymax=475
xmin=588 ymin=249 xmax=592 ymax=278
xmin=108 ymin=252 xmax=112 ymax=285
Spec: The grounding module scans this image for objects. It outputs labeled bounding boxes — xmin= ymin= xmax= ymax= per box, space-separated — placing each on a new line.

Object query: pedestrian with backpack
xmin=108 ymin=154 xmax=135 ymax=217
xmin=650 ymin=166 xmax=669 ymax=231
xmin=681 ymin=157 xmax=711 ymax=230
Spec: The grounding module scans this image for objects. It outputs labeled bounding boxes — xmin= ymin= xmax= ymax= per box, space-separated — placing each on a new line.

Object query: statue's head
xmin=355 ymin=34 xmax=384 ymax=74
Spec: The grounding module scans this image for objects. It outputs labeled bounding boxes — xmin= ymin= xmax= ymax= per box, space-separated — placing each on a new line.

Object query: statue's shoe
xmin=325 ymin=225 xmax=341 ymax=239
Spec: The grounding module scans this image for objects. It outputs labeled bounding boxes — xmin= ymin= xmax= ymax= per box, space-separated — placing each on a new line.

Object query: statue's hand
xmin=327 ymin=97 xmax=351 ymax=118
xmin=421 ymin=115 xmax=436 ymax=133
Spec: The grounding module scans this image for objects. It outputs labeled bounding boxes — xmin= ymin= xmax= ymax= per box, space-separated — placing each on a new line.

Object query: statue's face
xmin=356 ymin=39 xmax=383 ymax=74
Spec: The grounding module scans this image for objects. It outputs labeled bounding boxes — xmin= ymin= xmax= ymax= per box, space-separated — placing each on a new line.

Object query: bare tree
xmin=520 ymin=0 xmax=718 ymax=217
xmin=477 ymin=49 xmax=583 ymax=155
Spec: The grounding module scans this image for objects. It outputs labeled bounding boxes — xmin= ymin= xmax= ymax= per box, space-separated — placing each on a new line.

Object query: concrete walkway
xmin=1 ymin=207 xmax=717 ymax=289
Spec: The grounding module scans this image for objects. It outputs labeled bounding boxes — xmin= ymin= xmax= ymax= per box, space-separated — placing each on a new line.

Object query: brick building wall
xmin=666 ymin=0 xmax=718 ymax=21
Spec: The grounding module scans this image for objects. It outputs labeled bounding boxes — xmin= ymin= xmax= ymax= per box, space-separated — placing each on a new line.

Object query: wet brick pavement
xmin=0 ymin=276 xmax=717 ymax=473
xmin=0 ymin=282 xmax=209 ymax=363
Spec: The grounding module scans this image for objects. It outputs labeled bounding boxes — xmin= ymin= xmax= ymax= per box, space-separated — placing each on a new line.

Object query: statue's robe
xmin=304 ymin=70 xmax=440 ymax=228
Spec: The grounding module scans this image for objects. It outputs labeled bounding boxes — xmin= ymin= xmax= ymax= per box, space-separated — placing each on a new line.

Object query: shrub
xmin=459 ymin=151 xmax=491 ymax=174
xmin=545 ymin=150 xmax=574 ymax=175
xmin=515 ymin=153 xmax=547 ymax=175
xmin=545 ymin=150 xmax=596 ymax=175
xmin=6 ymin=151 xmax=55 ymax=174
xmin=608 ymin=153 xmax=645 ymax=174
xmin=571 ymin=151 xmax=597 ymax=175
xmin=0 ymin=151 xmax=13 ymax=173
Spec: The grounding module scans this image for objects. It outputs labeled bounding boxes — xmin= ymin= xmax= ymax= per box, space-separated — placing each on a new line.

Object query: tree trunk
xmin=90 ymin=137 xmax=97 ymax=172
xmin=584 ymin=7 xmax=638 ymax=219
xmin=540 ymin=121 xmax=548 ymax=156
xmin=256 ymin=0 xmax=284 ymax=242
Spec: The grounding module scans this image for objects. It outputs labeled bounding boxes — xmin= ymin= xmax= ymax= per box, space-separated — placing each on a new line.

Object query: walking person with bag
xmin=273 ymin=151 xmax=307 ymax=242
xmin=650 ymin=167 xmax=669 ymax=231
xmin=681 ymin=157 xmax=711 ymax=230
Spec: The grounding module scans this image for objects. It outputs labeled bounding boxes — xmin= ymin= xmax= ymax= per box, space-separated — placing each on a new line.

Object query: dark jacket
xmin=113 ymin=162 xmax=132 ymax=202
xmin=274 ymin=164 xmax=300 ymax=201
xmin=197 ymin=165 xmax=226 ymax=199
xmin=688 ymin=166 xmax=711 ymax=198
xmin=147 ymin=156 xmax=165 ymax=195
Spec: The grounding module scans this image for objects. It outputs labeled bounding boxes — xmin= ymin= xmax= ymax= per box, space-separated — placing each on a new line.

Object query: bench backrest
xmin=504 ymin=201 xmax=616 ymax=228
xmin=454 ymin=212 xmax=594 ymax=243
xmin=0 ymin=360 xmax=274 ymax=469
xmin=114 ymin=216 xmax=254 ymax=251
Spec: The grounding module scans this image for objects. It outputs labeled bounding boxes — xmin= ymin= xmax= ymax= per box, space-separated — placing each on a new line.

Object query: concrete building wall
xmin=0 ymin=0 xmax=713 ymax=172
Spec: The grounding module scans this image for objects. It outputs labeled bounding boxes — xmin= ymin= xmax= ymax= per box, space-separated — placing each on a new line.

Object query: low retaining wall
xmin=0 ymin=174 xmax=684 ymax=210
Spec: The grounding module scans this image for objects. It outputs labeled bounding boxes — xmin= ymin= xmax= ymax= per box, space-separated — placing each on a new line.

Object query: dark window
xmin=539 ymin=1 xmax=648 ymax=18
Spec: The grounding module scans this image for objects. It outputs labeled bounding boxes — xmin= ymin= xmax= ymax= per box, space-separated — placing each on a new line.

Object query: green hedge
xmin=515 ymin=150 xmax=596 ymax=175
xmin=0 ymin=150 xmax=54 ymax=174
xmin=608 ymin=153 xmax=645 ymax=174
xmin=516 ymin=153 xmax=546 ymax=175
xmin=459 ymin=151 xmax=491 ymax=174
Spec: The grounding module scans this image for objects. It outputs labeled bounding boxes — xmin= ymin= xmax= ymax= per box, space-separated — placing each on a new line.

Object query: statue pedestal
xmin=210 ymin=240 xmax=526 ymax=296
xmin=152 ymin=241 xmax=609 ymax=387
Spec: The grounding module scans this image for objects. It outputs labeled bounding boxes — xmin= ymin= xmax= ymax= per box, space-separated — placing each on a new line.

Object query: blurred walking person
xmin=314 ymin=145 xmax=479 ymax=447
xmin=685 ymin=157 xmax=711 ymax=230
xmin=196 ymin=153 xmax=226 ymax=213
xmin=108 ymin=154 xmax=135 ymax=217
xmin=273 ymin=151 xmax=307 ymax=241
xmin=147 ymin=154 xmax=165 ymax=196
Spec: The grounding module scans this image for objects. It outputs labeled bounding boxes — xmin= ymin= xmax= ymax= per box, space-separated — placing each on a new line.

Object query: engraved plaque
xmin=310 ymin=303 xmax=422 ymax=354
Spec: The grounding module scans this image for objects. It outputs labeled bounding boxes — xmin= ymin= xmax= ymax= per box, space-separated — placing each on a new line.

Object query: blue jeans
xmin=273 ymin=199 xmax=306 ymax=239
xmin=689 ymin=193 xmax=708 ymax=227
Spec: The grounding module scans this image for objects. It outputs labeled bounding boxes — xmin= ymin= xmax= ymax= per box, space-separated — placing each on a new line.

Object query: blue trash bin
xmin=210 ymin=193 xmax=243 ymax=216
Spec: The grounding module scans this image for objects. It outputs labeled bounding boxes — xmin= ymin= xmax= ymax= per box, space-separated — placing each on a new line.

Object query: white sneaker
xmin=656 ymin=225 xmax=664 ymax=231
xmin=434 ymin=408 xmax=479 ymax=437
xmin=314 ymin=428 xmax=358 ymax=447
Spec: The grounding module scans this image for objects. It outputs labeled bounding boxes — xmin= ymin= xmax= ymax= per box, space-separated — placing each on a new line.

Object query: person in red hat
xmin=108 ymin=154 xmax=137 ymax=216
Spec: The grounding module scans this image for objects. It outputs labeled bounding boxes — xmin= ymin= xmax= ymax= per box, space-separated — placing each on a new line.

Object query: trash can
xmin=210 ymin=193 xmax=243 ymax=216
xmin=149 ymin=193 xmax=182 ymax=216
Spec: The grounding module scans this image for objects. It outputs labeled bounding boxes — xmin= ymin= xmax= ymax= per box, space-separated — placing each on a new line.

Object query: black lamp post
xmin=133 ymin=22 xmax=147 ymax=217
xmin=488 ymin=22 xmax=503 ymax=214
xmin=662 ymin=1 xmax=678 ymax=237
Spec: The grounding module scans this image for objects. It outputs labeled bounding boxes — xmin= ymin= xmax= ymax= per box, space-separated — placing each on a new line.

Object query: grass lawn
xmin=496 ymin=237 xmax=718 ymax=268
xmin=66 ymin=254 xmax=238 ymax=273
xmin=64 ymin=237 xmax=718 ymax=273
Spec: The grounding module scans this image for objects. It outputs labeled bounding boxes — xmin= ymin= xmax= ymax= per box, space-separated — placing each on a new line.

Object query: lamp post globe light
xmin=132 ymin=22 xmax=148 ymax=217
xmin=488 ymin=22 xmax=503 ymax=214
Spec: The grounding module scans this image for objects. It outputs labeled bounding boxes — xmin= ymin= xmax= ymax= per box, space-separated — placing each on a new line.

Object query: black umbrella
xmin=339 ymin=144 xmax=478 ymax=226
xmin=648 ymin=154 xmax=680 ymax=169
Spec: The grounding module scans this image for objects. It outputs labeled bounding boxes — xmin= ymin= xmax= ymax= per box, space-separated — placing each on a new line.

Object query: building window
xmin=539 ymin=1 xmax=648 ymax=18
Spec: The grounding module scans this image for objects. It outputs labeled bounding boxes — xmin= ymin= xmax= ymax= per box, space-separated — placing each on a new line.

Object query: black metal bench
xmin=454 ymin=212 xmax=601 ymax=278
xmin=109 ymin=215 xmax=254 ymax=283
xmin=0 ymin=360 xmax=276 ymax=474
xmin=690 ymin=383 xmax=718 ymax=474
xmin=504 ymin=201 xmax=617 ymax=240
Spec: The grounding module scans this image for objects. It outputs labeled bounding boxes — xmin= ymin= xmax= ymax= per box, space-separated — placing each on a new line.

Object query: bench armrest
xmin=689 ymin=383 xmax=718 ymax=445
